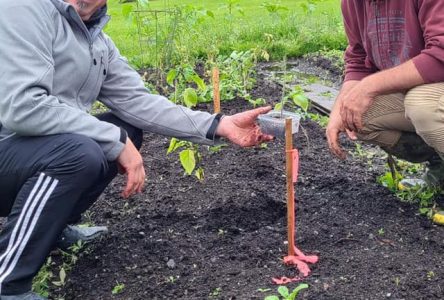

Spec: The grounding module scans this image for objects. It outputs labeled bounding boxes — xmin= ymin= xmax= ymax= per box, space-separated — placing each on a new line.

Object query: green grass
xmin=105 ymin=0 xmax=345 ymax=68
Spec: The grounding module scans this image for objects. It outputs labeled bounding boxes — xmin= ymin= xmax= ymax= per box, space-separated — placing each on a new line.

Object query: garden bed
xmin=51 ymin=65 xmax=444 ymax=300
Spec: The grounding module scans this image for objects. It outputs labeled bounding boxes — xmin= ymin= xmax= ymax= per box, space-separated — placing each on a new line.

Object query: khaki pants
xmin=357 ymin=83 xmax=444 ymax=154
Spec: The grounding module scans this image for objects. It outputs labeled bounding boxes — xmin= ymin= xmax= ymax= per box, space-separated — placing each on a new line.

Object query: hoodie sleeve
xmin=412 ymin=1 xmax=444 ymax=83
xmin=0 ymin=1 xmax=126 ymax=161
xmin=97 ymin=35 xmax=218 ymax=145
xmin=342 ymin=0 xmax=378 ymax=82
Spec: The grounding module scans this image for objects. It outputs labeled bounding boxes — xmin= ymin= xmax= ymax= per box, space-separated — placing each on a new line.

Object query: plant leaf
xmin=180 ymin=149 xmax=196 ymax=175
xmin=121 ymin=4 xmax=133 ymax=19
xmin=183 ymin=88 xmax=198 ymax=108
xmin=274 ymin=103 xmax=283 ymax=111
xmin=59 ymin=268 xmax=66 ymax=285
xmin=190 ymin=74 xmax=207 ymax=91
xmin=278 ymin=286 xmax=289 ymax=297
xmin=292 ymin=93 xmax=309 ymax=112
xmin=166 ymin=69 xmax=178 ymax=86
xmin=264 ymin=296 xmax=280 ymax=300
xmin=289 ymin=283 xmax=309 ymax=300
xmin=195 ymin=167 xmax=204 ymax=181
xmin=167 ymin=138 xmax=178 ymax=154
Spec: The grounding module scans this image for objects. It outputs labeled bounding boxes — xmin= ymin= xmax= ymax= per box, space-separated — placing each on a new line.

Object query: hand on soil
xmin=215 ymin=106 xmax=274 ymax=147
xmin=117 ymin=137 xmax=146 ymax=198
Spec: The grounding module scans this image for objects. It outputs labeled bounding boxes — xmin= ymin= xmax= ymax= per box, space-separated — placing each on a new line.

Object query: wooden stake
xmin=285 ymin=118 xmax=295 ymax=256
xmin=212 ymin=67 xmax=220 ymax=114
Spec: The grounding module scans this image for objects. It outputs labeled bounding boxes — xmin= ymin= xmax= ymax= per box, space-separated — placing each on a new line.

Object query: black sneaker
xmin=56 ymin=225 xmax=108 ymax=251
xmin=1 ymin=292 xmax=46 ymax=300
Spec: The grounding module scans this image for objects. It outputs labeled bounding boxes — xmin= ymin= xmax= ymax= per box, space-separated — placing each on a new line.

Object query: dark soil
xmin=52 ymin=63 xmax=444 ymax=300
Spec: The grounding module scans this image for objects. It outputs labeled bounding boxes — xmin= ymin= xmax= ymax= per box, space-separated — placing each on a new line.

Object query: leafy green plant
xmin=220 ymin=0 xmax=244 ymax=16
xmin=300 ymin=0 xmax=324 ymax=14
xmin=112 ymin=282 xmax=126 ymax=295
xmin=377 ymin=160 xmax=440 ymax=215
xmin=33 ymin=257 xmax=53 ymax=297
xmin=167 ymin=138 xmax=204 ymax=180
xmin=209 ymin=287 xmax=222 ymax=297
xmin=275 ymin=85 xmax=309 ymax=113
xmin=265 ymin=284 xmax=309 ymax=300
xmin=261 ymin=1 xmax=289 ymax=17
xmin=306 ymin=113 xmax=329 ymax=128
xmin=165 ymin=64 xmax=208 ymax=180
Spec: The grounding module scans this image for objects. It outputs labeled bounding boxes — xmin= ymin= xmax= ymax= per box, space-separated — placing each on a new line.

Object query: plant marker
xmin=272 ymin=118 xmax=319 ymax=285
xmin=212 ymin=67 xmax=221 ymax=114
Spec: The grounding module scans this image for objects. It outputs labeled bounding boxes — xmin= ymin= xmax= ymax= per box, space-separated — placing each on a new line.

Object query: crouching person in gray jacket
xmin=0 ymin=0 xmax=274 ymax=298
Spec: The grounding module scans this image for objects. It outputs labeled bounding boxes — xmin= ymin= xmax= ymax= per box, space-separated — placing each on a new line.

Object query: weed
xmin=306 ymin=113 xmax=329 ymax=128
xmin=377 ymin=159 xmax=440 ymax=215
xmin=265 ymin=284 xmax=309 ymax=300
xmin=209 ymin=287 xmax=222 ymax=297
xmin=427 ymin=271 xmax=435 ymax=280
xmin=32 ymin=257 xmax=53 ymax=297
xmin=377 ymin=228 xmax=385 ymax=236
xmin=167 ymin=275 xmax=179 ymax=284
xmin=112 ymin=282 xmax=126 ymax=295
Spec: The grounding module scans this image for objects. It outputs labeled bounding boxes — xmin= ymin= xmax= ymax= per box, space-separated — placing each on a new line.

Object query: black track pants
xmin=0 ymin=113 xmax=142 ymax=295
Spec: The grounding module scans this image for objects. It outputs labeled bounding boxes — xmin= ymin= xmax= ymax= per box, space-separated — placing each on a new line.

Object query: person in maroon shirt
xmin=326 ymin=0 xmax=444 ymax=187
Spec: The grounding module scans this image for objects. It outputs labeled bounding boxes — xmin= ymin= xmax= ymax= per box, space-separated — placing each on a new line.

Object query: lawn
xmin=105 ymin=0 xmax=345 ymax=67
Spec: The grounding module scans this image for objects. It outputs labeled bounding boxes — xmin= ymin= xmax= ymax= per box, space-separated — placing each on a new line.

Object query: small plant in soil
xmin=377 ymin=228 xmax=385 ymax=236
xmin=264 ymin=284 xmax=309 ymax=300
xmin=165 ymin=64 xmax=208 ymax=180
xmin=111 ymin=282 xmax=125 ymax=295
xmin=209 ymin=287 xmax=222 ymax=298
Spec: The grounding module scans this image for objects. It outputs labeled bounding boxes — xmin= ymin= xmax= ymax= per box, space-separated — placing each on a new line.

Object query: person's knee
xmin=48 ymin=134 xmax=108 ymax=180
xmin=405 ymin=84 xmax=443 ymax=131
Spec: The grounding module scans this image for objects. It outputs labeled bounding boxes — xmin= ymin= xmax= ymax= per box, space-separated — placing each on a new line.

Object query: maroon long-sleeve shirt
xmin=342 ymin=0 xmax=444 ymax=83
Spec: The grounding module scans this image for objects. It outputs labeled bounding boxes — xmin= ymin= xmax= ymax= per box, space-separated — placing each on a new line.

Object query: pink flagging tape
xmin=274 ymin=147 xmax=319 ymax=285
xmin=272 ymin=246 xmax=319 ymax=284
xmin=292 ymin=149 xmax=299 ymax=183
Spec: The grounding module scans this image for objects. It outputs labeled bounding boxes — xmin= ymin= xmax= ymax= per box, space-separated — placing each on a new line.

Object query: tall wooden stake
xmin=285 ymin=118 xmax=295 ymax=256
xmin=212 ymin=67 xmax=220 ymax=114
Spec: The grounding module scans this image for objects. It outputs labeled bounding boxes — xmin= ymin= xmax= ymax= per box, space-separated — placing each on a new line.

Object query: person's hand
xmin=326 ymin=107 xmax=357 ymax=160
xmin=215 ymin=106 xmax=274 ymax=147
xmin=340 ymin=81 xmax=376 ymax=132
xmin=116 ymin=138 xmax=146 ymax=198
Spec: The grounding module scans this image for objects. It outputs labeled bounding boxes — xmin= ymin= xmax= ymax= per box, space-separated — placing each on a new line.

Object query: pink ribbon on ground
xmin=272 ymin=246 xmax=319 ymax=284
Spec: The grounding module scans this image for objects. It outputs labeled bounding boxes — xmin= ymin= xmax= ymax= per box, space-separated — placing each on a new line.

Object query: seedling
xmin=209 ymin=287 xmax=222 ymax=297
xmin=264 ymin=284 xmax=309 ymax=300
xmin=112 ymin=282 xmax=125 ymax=295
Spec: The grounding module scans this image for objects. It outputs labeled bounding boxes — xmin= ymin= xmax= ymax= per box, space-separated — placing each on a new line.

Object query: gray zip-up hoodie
xmin=0 ymin=0 xmax=217 ymax=161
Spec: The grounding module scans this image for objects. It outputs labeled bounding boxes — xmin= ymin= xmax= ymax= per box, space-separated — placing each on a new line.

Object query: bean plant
xmin=264 ymin=284 xmax=309 ymax=300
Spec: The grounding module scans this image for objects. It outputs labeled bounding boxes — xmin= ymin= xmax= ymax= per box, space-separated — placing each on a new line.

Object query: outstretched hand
xmin=215 ymin=106 xmax=274 ymax=147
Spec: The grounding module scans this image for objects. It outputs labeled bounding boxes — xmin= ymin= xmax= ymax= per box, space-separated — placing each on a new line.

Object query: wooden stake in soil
xmin=285 ymin=118 xmax=295 ymax=256
xmin=212 ymin=67 xmax=221 ymax=114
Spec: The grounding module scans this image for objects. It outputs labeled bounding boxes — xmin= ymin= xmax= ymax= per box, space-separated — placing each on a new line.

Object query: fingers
xmin=117 ymin=138 xmax=146 ymax=199
xmin=122 ymin=164 xmax=145 ymax=198
xmin=245 ymin=106 xmax=272 ymax=120
xmin=326 ymin=128 xmax=346 ymax=160
xmin=345 ymin=129 xmax=357 ymax=140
